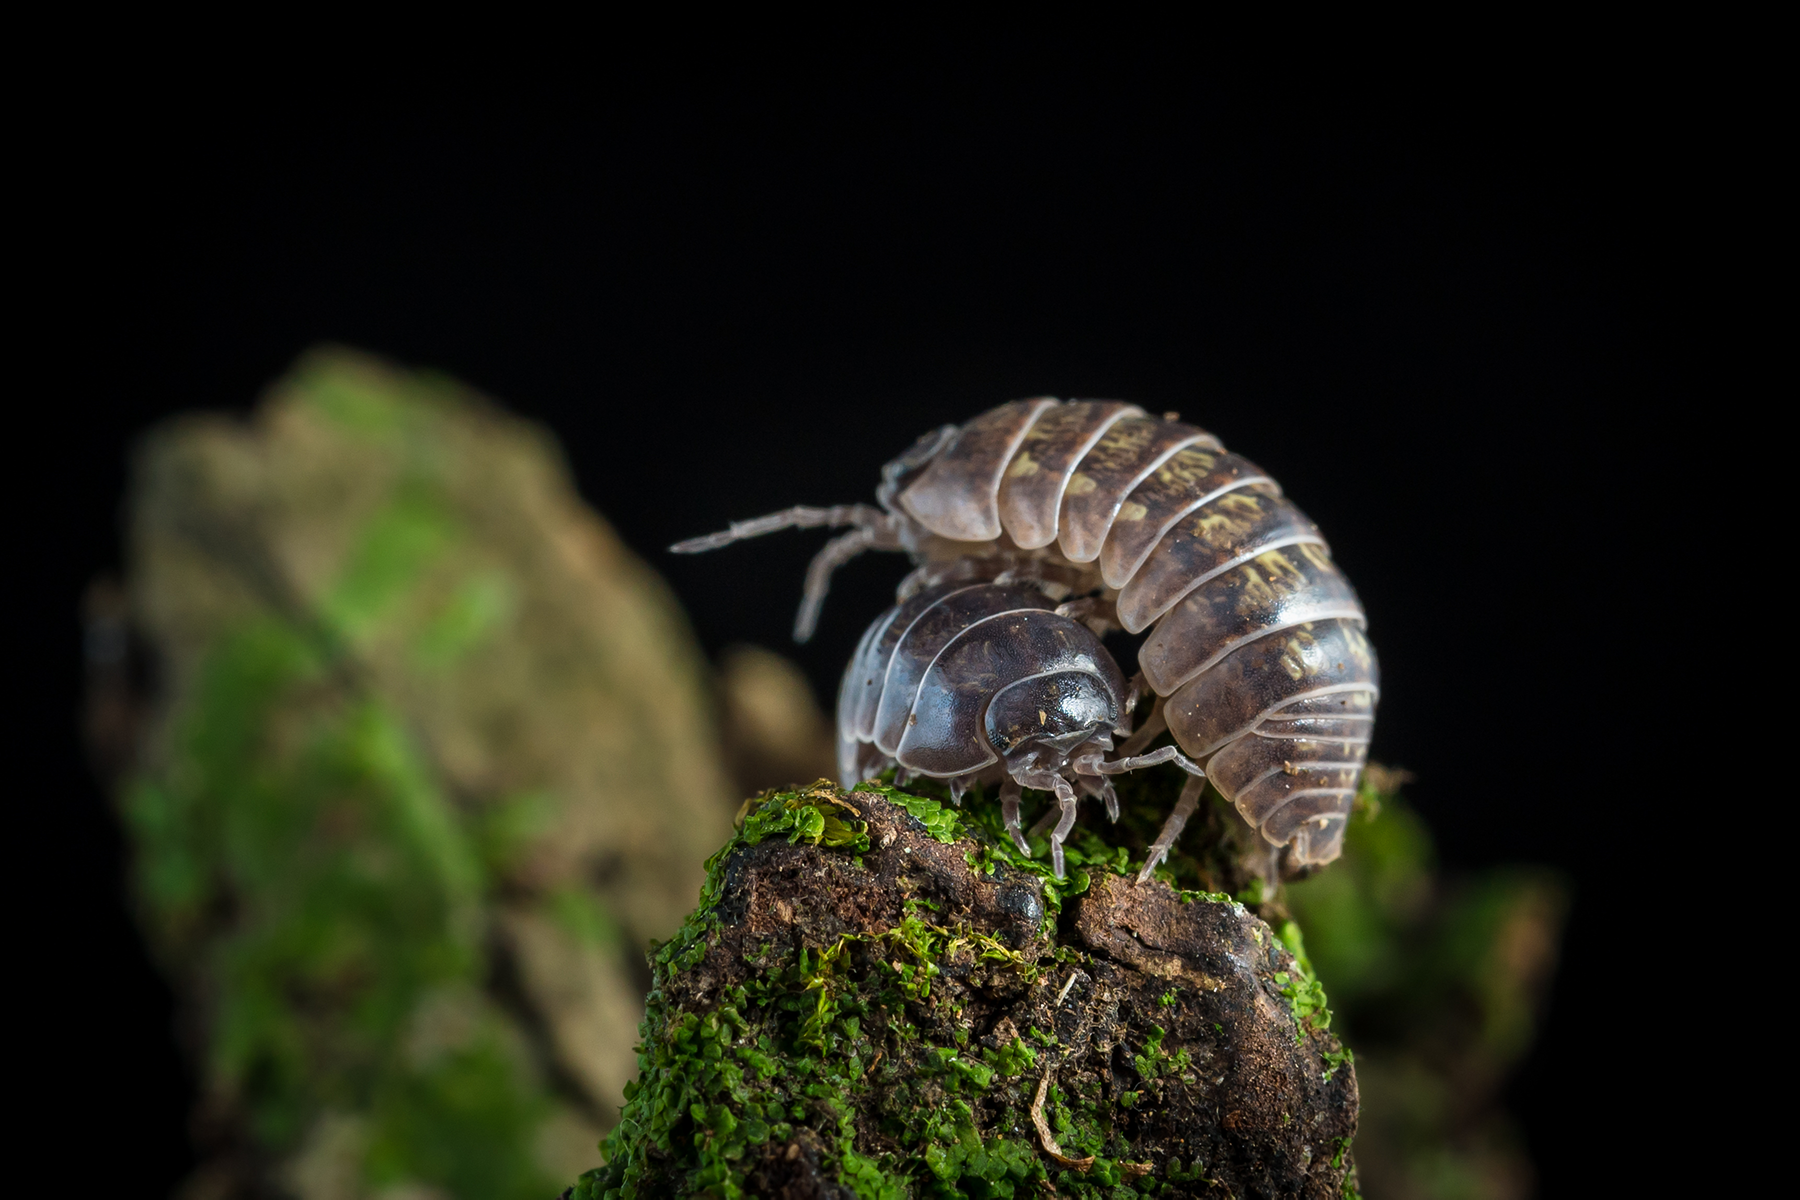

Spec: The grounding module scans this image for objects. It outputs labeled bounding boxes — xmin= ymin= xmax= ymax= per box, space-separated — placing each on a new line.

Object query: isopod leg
xmin=1048 ymin=776 xmax=1079 ymax=880
xmin=1137 ymin=774 xmax=1205 ymax=883
xmin=1012 ymin=770 xmax=1080 ymax=878
xmin=1094 ymin=745 xmax=1203 ymax=777
xmin=850 ymin=743 xmax=894 ymax=789
xmin=795 ymin=527 xmax=877 ymax=642
xmin=1051 ymin=595 xmax=1121 ymax=636
xmin=1071 ymin=755 xmax=1120 ymax=821
xmin=1000 ymin=777 xmax=1029 ymax=854
xmin=1122 ymin=671 xmax=1146 ymax=720
xmin=949 ymin=774 xmax=975 ymax=807
xmin=1117 ymin=696 xmax=1167 ymax=757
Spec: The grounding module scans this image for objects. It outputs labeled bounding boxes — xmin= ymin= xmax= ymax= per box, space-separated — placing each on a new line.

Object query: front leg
xmin=1000 ymin=777 xmax=1029 ymax=854
xmin=1012 ymin=768 xmax=1080 ymax=878
xmin=1048 ymin=775 xmax=1079 ymax=879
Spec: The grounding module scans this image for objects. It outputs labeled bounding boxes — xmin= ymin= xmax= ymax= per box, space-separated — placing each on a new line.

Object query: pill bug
xmin=832 ymin=577 xmax=1202 ymax=878
xmin=674 ymin=398 xmax=1379 ymax=878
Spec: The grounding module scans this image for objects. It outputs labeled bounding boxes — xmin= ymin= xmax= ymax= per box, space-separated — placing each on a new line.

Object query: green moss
xmin=577 ymin=785 xmax=1226 ymax=1199
xmin=573 ymin=773 xmax=1361 ymax=1198
xmin=1272 ymin=924 xmax=1332 ymax=1040
xmin=739 ymin=782 xmax=873 ymax=853
xmin=124 ymin=613 xmax=556 ymax=1198
xmin=855 ymin=783 xmax=964 ymax=844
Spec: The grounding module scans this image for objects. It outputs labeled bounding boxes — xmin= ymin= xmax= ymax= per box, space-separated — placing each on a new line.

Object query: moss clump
xmin=109 ymin=348 xmax=740 ymax=1196
xmin=126 ymin=615 xmax=559 ymax=1199
xmin=567 ymin=778 xmax=1358 ymax=1199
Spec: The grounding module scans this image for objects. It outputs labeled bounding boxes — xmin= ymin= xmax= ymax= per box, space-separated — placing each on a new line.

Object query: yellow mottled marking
xmin=1195 ymin=510 xmax=1254 ymax=537
xmin=1008 ymin=451 xmax=1041 ymax=478
xmin=1255 ymin=548 xmax=1304 ymax=579
xmin=1039 ymin=710 xmax=1047 ymax=725
xmin=1117 ymin=501 xmax=1149 ymax=522
xmin=1066 ymin=473 xmax=1098 ymax=496
xmin=1277 ymin=627 xmax=1326 ymax=681
xmin=1236 ymin=564 xmax=1279 ymax=608
xmin=1089 ymin=421 xmax=1154 ymax=463
xmin=1154 ymin=448 xmax=1218 ymax=487
xmin=1299 ymin=542 xmax=1335 ymax=571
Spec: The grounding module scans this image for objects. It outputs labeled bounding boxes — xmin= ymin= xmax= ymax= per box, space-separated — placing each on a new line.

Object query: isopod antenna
xmin=670 ymin=503 xmax=904 ymax=641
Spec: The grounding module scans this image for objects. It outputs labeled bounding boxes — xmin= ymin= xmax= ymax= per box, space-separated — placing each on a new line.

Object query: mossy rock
xmin=110 ymin=347 xmax=737 ymax=1196
xmin=569 ymin=781 xmax=1359 ymax=1199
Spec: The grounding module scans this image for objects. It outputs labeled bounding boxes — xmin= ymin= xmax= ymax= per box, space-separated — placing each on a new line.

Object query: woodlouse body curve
xmin=674 ymin=399 xmax=1379 ymax=877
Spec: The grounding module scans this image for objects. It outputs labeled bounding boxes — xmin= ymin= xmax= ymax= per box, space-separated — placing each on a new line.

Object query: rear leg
xmin=795 ymin=526 xmax=876 ymax=641
xmin=844 ymin=742 xmax=893 ymax=789
xmin=1052 ymin=595 xmax=1121 ymax=637
xmin=1137 ymin=774 xmax=1205 ymax=883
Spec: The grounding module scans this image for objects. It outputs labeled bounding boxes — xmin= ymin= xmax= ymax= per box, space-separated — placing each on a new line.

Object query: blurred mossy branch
xmin=95 ymin=348 xmax=739 ymax=1199
xmin=1286 ymin=772 xmax=1566 ymax=1200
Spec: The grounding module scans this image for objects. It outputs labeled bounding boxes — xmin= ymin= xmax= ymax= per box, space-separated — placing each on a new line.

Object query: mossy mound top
xmin=568 ymin=779 xmax=1358 ymax=1199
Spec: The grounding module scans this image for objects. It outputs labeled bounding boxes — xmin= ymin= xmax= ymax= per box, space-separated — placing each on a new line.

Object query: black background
xmin=30 ymin=53 xmax=1693 ymax=1194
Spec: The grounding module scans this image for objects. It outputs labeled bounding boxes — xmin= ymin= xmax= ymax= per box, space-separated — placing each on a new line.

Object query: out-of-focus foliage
xmin=111 ymin=348 xmax=735 ymax=1200
xmin=717 ymin=644 xmax=838 ymax=796
xmin=1286 ymin=770 xmax=1566 ymax=1200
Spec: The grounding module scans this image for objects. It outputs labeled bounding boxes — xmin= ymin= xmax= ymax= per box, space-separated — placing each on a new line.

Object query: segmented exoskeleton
xmin=674 ymin=399 xmax=1379 ymax=879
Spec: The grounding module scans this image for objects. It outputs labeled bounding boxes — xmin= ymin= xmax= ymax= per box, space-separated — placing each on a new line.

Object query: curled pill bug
xmin=674 ymin=399 xmax=1378 ymax=880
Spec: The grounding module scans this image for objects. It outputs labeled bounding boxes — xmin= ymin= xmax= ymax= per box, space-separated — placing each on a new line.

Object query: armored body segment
xmin=897 ymin=606 xmax=1125 ymax=774
xmin=1221 ymin=751 xmax=1365 ymax=821
xmin=1166 ymin=618 xmax=1375 ymax=759
xmin=1206 ymin=733 xmax=1371 ymax=801
xmin=1270 ymin=692 xmax=1378 ymax=721
xmin=996 ymin=401 xmax=1143 ymax=549
xmin=1114 ymin=486 xmax=1318 ymax=633
xmin=1057 ymin=417 xmax=1221 ymax=563
xmin=873 ymin=584 xmax=1053 ymax=754
xmin=838 ymin=603 xmax=901 ymax=746
xmin=1203 ymin=708 xmax=1371 ymax=867
xmin=1097 ymin=448 xmax=1273 ymax=589
xmin=1250 ymin=715 xmax=1375 ymax=741
xmin=840 ymin=582 xmax=980 ymax=744
xmin=1138 ymin=543 xmax=1364 ymax=694
xmin=1165 ymin=617 xmax=1379 ymax=758
xmin=899 ymin=399 xmax=1057 ymax=541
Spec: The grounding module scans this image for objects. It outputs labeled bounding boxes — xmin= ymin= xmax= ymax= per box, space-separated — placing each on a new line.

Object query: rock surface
xmin=98 ymin=348 xmax=737 ymax=1199
xmin=571 ymin=783 xmax=1358 ymax=1199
